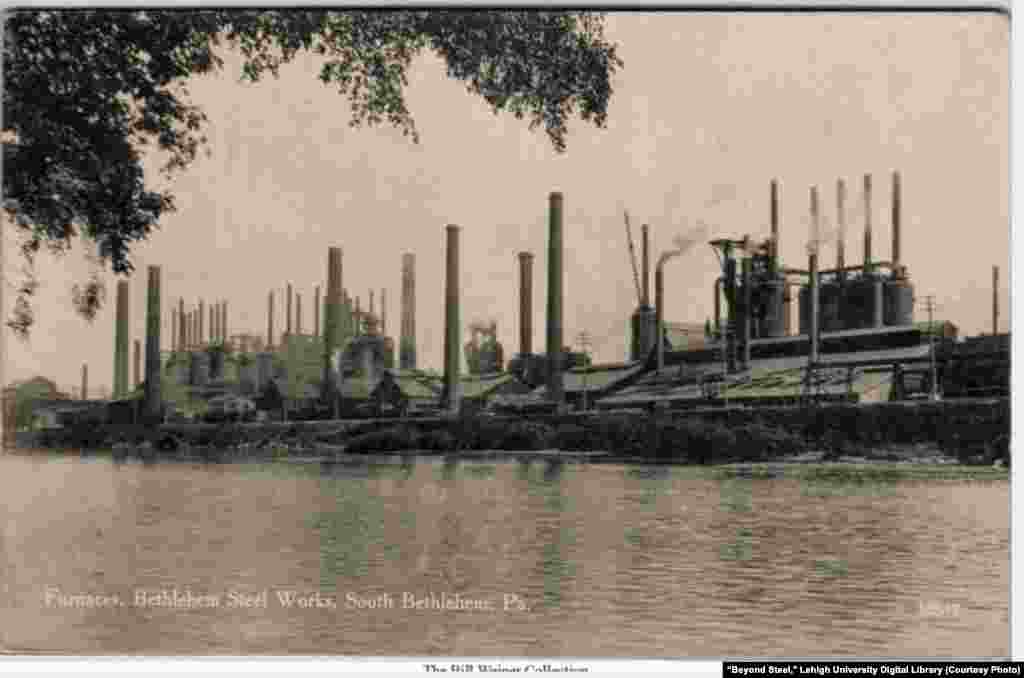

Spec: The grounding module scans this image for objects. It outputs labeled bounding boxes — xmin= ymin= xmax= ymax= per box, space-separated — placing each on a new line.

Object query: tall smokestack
xmin=296 ymin=293 xmax=303 ymax=335
xmin=286 ymin=283 xmax=292 ymax=337
xmin=993 ymin=265 xmax=1000 ymax=335
xmin=443 ymin=225 xmax=462 ymax=413
xmin=267 ymin=291 xmax=274 ymax=349
xmin=314 ymin=286 xmax=321 ymax=338
xmin=342 ymin=289 xmax=351 ymax=338
xmin=209 ymin=303 xmax=215 ymax=344
xmin=199 ymin=299 xmax=205 ymax=346
xmin=369 ymin=290 xmax=374 ymax=320
xmin=724 ymin=253 xmax=737 ymax=374
xmin=783 ymin=284 xmax=792 ymax=337
xmin=81 ymin=364 xmax=88 ymax=400
xmin=133 ymin=339 xmax=141 ymax=389
xmin=178 ymin=298 xmax=186 ymax=352
xmin=221 ymin=301 xmax=228 ymax=345
xmin=143 ymin=266 xmax=162 ymax=423
xmin=810 ymin=186 xmax=821 ymax=367
xmin=114 ymin=280 xmax=129 ymax=398
xmin=891 ymin=170 xmax=902 ymax=274
xmin=323 ymin=247 xmax=342 ymax=414
xmin=863 ymin=174 xmax=873 ymax=271
xmin=518 ymin=251 xmax=534 ymax=356
xmin=171 ymin=310 xmax=177 ymax=352
xmin=655 ymin=266 xmax=665 ymax=370
xmin=546 ymin=192 xmax=565 ymax=407
xmin=836 ymin=178 xmax=846 ymax=278
xmin=770 ymin=179 xmax=779 ymax=266
xmin=641 ymin=224 xmax=650 ymax=307
xmin=400 ymin=253 xmax=417 ymax=369
xmin=381 ymin=288 xmax=387 ymax=336
xmin=713 ymin=278 xmax=722 ymax=337
xmin=741 ymin=257 xmax=752 ymax=370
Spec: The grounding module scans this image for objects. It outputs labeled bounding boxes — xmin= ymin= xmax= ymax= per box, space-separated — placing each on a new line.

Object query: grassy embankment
xmin=339 ymin=399 xmax=1010 ymax=466
xmin=36 ymin=398 xmax=1009 ymax=468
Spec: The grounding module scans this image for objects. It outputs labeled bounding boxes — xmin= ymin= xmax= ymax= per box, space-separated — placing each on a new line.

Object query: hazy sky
xmin=4 ymin=11 xmax=1010 ymax=395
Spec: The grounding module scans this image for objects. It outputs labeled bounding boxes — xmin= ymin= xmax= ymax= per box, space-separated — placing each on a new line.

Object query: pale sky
xmin=3 ymin=11 xmax=1011 ymax=395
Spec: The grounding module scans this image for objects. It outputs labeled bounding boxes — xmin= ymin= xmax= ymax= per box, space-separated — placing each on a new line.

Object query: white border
xmin=0 ymin=0 xmax=1015 ymax=674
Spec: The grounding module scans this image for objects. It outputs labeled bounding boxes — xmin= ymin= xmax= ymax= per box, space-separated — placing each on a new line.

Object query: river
xmin=0 ymin=451 xmax=1009 ymax=657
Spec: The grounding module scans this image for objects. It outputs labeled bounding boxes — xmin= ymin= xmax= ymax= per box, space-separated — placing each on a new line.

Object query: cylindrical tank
xmin=347 ymin=335 xmax=387 ymax=384
xmin=798 ymin=285 xmax=810 ymax=336
xmin=782 ymin=284 xmax=793 ymax=336
xmin=464 ymin=341 xmax=481 ymax=374
xmin=479 ymin=340 xmax=504 ymax=373
xmin=238 ymin=360 xmax=259 ymax=395
xmin=169 ymin=354 xmax=190 ymax=386
xmin=359 ymin=339 xmax=376 ymax=382
xmin=884 ymin=277 xmax=915 ymax=326
xmin=843 ymin=277 xmax=878 ymax=330
xmin=756 ymin=276 xmax=787 ymax=339
xmin=630 ymin=307 xmax=657 ymax=361
xmin=819 ymin=281 xmax=843 ymax=333
xmin=189 ymin=352 xmax=210 ymax=387
xmin=801 ymin=281 xmax=843 ymax=335
xmin=208 ymin=350 xmax=224 ymax=381
xmin=493 ymin=341 xmax=505 ymax=372
xmin=255 ymin=352 xmax=275 ymax=392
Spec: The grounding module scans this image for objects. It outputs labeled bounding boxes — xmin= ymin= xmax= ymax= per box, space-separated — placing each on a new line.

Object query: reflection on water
xmin=0 ymin=451 xmax=1009 ymax=657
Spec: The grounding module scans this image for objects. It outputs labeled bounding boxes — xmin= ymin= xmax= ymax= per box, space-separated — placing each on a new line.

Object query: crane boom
xmin=624 ymin=211 xmax=643 ymax=306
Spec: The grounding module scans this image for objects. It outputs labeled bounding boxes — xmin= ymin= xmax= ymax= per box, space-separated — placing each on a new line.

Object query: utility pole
xmin=918 ymin=295 xmax=940 ymax=401
xmin=576 ymin=330 xmax=592 ymax=412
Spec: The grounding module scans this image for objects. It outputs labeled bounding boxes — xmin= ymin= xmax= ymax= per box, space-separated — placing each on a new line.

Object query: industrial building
xmin=47 ymin=173 xmax=1005 ymax=430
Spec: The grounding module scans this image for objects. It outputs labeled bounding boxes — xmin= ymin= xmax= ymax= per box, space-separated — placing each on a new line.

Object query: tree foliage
xmin=3 ymin=10 xmax=623 ymax=337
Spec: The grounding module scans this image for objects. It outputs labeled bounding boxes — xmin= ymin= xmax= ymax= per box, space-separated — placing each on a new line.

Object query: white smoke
xmin=657 ymin=219 xmax=711 ymax=268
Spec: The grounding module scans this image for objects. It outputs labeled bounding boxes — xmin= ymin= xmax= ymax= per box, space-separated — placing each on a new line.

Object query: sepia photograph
xmin=0 ymin=4 xmax=1012 ymax=669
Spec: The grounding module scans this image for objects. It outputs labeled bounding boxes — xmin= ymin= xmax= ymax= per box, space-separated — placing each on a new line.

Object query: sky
xmin=3 ymin=10 xmax=1011 ymax=396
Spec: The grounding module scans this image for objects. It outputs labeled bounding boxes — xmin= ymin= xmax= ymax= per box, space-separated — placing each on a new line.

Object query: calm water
xmin=0 ymin=451 xmax=1009 ymax=657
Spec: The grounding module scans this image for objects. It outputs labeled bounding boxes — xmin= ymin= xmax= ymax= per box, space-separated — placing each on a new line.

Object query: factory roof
xmin=382 ymin=369 xmax=443 ymax=400
xmin=533 ymin=361 xmax=645 ymax=397
xmin=459 ymin=373 xmax=529 ymax=400
xmin=671 ymin=324 xmax=927 ymax=366
xmin=598 ymin=343 xmax=931 ymax=408
xmin=752 ymin=323 xmax=924 ymax=346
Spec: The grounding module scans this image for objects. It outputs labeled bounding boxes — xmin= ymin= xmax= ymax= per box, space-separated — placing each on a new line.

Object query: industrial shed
xmin=532 ymin=361 xmax=646 ymax=410
xmin=370 ymin=369 xmax=443 ymax=416
xmin=597 ymin=343 xmax=933 ymax=411
xmin=459 ymin=373 xmax=534 ymax=415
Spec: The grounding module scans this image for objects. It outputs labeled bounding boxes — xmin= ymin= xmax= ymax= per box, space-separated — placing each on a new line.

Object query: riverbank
xmin=15 ymin=398 xmax=1010 ymax=469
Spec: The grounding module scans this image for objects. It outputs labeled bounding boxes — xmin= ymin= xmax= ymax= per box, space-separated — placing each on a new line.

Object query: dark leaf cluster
xmin=4 ymin=10 xmax=621 ymax=335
